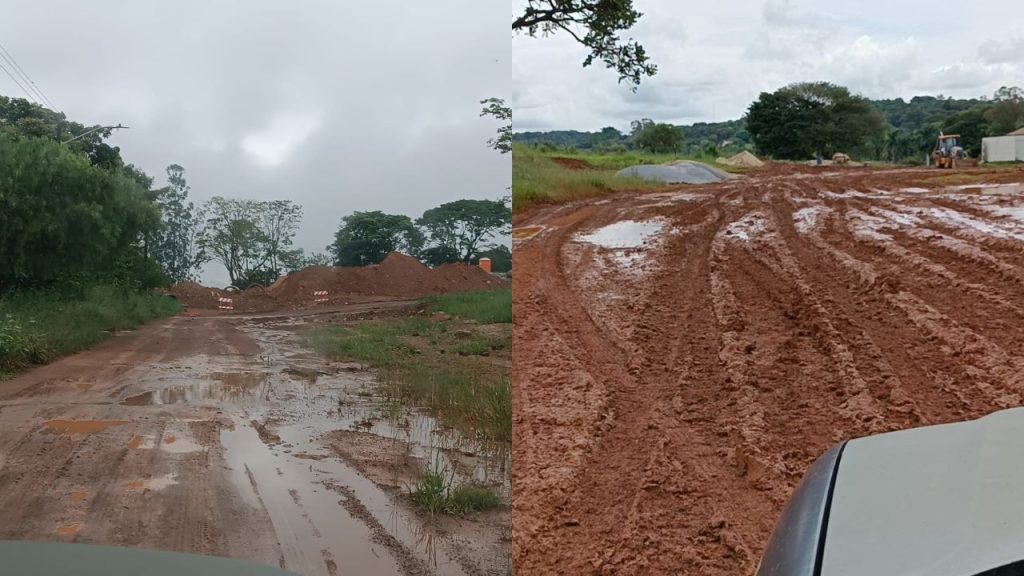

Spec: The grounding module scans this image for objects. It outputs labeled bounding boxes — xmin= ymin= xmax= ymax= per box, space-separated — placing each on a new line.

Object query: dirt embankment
xmin=170 ymin=252 xmax=507 ymax=313
xmin=513 ymin=166 xmax=1024 ymax=575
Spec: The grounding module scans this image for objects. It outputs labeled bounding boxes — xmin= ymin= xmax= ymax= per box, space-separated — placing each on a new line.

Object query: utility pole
xmin=61 ymin=123 xmax=128 ymax=145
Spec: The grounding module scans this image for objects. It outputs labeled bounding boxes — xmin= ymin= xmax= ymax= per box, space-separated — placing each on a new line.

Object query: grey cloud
xmin=1 ymin=0 xmax=512 ymax=284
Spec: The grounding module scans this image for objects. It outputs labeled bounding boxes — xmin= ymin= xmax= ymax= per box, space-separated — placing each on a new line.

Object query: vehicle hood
xmin=823 ymin=407 xmax=1024 ymax=576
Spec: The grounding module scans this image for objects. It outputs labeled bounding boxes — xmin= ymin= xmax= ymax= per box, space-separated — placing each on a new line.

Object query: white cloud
xmin=512 ymin=0 xmax=1023 ymax=131
xmin=242 ymin=110 xmax=322 ymax=167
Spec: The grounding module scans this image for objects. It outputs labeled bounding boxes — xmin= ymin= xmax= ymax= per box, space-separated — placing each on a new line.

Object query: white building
xmin=982 ymin=127 xmax=1024 ymax=163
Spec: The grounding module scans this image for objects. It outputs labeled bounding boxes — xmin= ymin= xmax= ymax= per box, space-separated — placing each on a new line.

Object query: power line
xmin=0 ymin=58 xmax=38 ymax=104
xmin=0 ymin=42 xmax=56 ymax=110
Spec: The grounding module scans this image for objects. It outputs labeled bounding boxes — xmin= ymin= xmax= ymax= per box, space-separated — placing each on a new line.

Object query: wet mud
xmin=0 ymin=304 xmax=509 ymax=575
xmin=513 ymin=166 xmax=1024 ymax=575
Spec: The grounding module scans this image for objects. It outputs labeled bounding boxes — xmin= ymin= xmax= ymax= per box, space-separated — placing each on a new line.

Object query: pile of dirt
xmin=717 ymin=150 xmax=765 ymax=168
xmin=550 ymin=157 xmax=593 ymax=171
xmin=171 ymin=252 xmax=508 ymax=312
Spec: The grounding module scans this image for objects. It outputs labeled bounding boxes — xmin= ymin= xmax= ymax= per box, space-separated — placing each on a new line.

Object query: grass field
xmin=512 ymin=144 xmax=745 ymax=211
xmin=309 ymin=290 xmax=512 ymax=442
xmin=0 ymin=286 xmax=180 ymax=375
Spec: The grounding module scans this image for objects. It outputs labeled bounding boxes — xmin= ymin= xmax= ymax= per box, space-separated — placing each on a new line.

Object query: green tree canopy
xmin=0 ymin=133 xmax=160 ymax=290
xmin=985 ymin=86 xmax=1024 ymax=135
xmin=417 ymin=199 xmax=511 ymax=265
xmin=197 ymin=198 xmax=303 ymax=287
xmin=746 ymin=82 xmax=886 ymax=159
xmin=631 ymin=119 xmax=684 ymax=153
xmin=512 ymin=0 xmax=655 ymax=88
xmin=480 ymin=98 xmax=511 ymax=154
xmin=151 ymin=164 xmax=204 ymax=283
xmin=330 ymin=211 xmax=424 ymax=267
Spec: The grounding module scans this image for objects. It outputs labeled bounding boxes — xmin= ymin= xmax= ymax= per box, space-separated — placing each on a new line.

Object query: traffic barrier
xmin=217 ymin=297 xmax=234 ymax=310
xmin=313 ymin=290 xmax=329 ymax=304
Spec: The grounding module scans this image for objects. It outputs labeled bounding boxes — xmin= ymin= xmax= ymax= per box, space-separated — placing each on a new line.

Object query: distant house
xmin=981 ymin=127 xmax=1024 ymax=162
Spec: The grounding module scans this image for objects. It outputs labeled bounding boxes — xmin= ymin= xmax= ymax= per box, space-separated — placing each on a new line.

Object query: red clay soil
xmin=513 ymin=166 xmax=1024 ymax=575
xmin=550 ymin=157 xmax=594 ymax=171
xmin=171 ymin=252 xmax=507 ymax=312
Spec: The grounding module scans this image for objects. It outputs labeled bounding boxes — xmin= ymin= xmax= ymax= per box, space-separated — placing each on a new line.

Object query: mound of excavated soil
xmin=717 ymin=150 xmax=765 ymax=168
xmin=171 ymin=252 xmax=508 ymax=311
xmin=550 ymin=157 xmax=593 ymax=171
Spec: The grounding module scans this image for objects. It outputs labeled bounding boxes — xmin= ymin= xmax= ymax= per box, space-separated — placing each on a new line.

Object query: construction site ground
xmin=0 ymin=301 xmax=510 ymax=576
xmin=512 ymin=165 xmax=1024 ymax=575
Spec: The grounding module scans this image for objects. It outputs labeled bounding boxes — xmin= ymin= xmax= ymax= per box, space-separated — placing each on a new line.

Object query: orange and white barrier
xmin=217 ymin=297 xmax=234 ymax=310
xmin=313 ymin=290 xmax=329 ymax=304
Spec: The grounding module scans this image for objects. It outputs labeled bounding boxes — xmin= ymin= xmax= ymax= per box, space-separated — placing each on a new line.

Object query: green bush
xmin=410 ymin=466 xmax=501 ymax=515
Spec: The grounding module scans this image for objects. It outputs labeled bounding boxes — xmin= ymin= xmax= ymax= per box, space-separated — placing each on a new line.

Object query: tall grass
xmin=422 ymin=290 xmax=511 ymax=324
xmin=0 ymin=285 xmax=180 ymax=375
xmin=308 ymin=291 xmax=512 ymax=442
xmin=512 ymin=144 xmax=658 ymax=211
xmin=410 ymin=465 xmax=502 ymax=515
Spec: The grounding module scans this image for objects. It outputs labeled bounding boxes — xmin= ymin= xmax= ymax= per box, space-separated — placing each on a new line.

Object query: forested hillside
xmin=514 ymin=86 xmax=1024 ymax=162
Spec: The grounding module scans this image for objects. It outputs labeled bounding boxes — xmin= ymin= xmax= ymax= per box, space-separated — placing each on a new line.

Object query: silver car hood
xmin=824 ymin=407 xmax=1024 ymax=576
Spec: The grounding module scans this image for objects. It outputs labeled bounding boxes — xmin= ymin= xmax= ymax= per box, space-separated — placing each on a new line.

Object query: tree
xmin=0 ymin=95 xmax=125 ymax=170
xmin=477 ymin=244 xmax=512 ymax=273
xmin=632 ymin=121 xmax=684 ymax=153
xmin=417 ymin=199 xmax=511 ymax=265
xmin=481 ymin=98 xmax=511 ymax=154
xmin=746 ymin=82 xmax=886 ymax=160
xmin=512 ymin=0 xmax=656 ymax=88
xmin=151 ymin=164 xmax=204 ymax=283
xmin=985 ymin=86 xmax=1024 ymax=135
xmin=0 ymin=133 xmax=161 ymax=290
xmin=197 ymin=198 xmax=303 ymax=286
xmin=330 ymin=211 xmax=424 ymax=266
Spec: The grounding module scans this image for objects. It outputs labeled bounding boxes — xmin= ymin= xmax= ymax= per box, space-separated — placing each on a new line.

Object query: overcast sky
xmin=1 ymin=1 xmax=511 ymax=286
xmin=512 ymin=0 xmax=1024 ymax=132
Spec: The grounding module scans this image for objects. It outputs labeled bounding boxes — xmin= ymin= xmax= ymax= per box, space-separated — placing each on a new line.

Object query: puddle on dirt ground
xmin=120 ymin=371 xmax=270 ymax=406
xmin=44 ymin=420 xmax=129 ymax=435
xmin=986 ymin=205 xmax=1024 ymax=221
xmin=512 ymin=225 xmax=545 ymax=241
xmin=125 ymin=473 xmax=178 ymax=492
xmin=946 ymin=182 xmax=1024 ymax=195
xmin=576 ymin=219 xmax=664 ymax=249
xmin=221 ymin=423 xmax=409 ymax=576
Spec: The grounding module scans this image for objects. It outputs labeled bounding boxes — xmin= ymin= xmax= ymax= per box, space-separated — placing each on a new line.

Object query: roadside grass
xmin=422 ymin=289 xmax=511 ymax=324
xmin=0 ymin=285 xmax=180 ymax=376
xmin=513 ymin=144 xmax=659 ymax=210
xmin=512 ymin=144 xmax=745 ymax=211
xmin=410 ymin=466 xmax=502 ymax=516
xmin=307 ymin=290 xmax=512 ymax=442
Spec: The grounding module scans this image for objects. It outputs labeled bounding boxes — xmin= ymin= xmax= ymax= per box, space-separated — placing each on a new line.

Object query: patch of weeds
xmin=0 ymin=286 xmax=179 ymax=375
xmin=410 ymin=466 xmax=501 ymax=515
xmin=450 ymin=338 xmax=493 ymax=356
xmin=421 ymin=290 xmax=511 ymax=324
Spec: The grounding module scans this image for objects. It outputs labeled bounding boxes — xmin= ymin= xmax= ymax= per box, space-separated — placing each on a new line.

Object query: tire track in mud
xmin=514 ymin=166 xmax=1024 ymax=576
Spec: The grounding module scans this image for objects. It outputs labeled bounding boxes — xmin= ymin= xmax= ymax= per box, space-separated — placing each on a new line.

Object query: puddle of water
xmin=947 ymin=182 xmax=1024 ymax=195
xmin=44 ymin=420 xmax=129 ymax=435
xmin=900 ymin=187 xmax=930 ymax=194
xmin=576 ymin=219 xmax=664 ymax=249
xmin=160 ymin=434 xmax=204 ymax=454
xmin=121 ymin=371 xmax=270 ymax=406
xmin=125 ymin=473 xmax=178 ymax=492
xmin=793 ymin=206 xmax=830 ymax=234
xmin=725 ymin=213 xmax=768 ymax=241
xmin=511 ymin=225 xmax=544 ymax=241
xmin=221 ymin=423 xmax=406 ymax=576
xmin=986 ymin=205 xmax=1024 ymax=221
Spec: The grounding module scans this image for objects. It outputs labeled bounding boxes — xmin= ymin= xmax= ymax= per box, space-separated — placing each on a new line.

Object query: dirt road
xmin=512 ymin=167 xmax=1024 ymax=575
xmin=0 ymin=301 xmax=509 ymax=576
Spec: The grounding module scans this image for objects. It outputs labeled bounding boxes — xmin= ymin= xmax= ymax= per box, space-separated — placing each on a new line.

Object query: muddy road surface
xmin=513 ymin=167 xmax=1024 ymax=575
xmin=0 ymin=301 xmax=510 ymax=576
